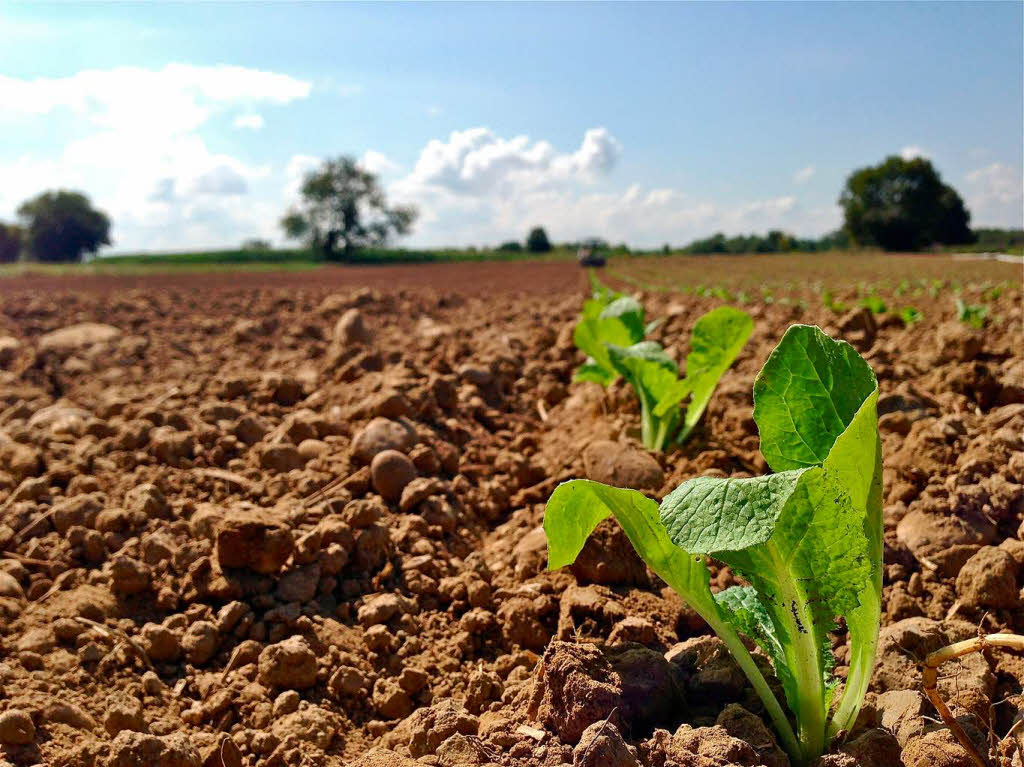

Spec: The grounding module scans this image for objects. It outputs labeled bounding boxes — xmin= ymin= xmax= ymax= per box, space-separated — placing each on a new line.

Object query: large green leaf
xmin=572 ymin=296 xmax=646 ymax=386
xmin=544 ymin=480 xmax=718 ymax=618
xmin=663 ymin=307 xmax=753 ymax=441
xmin=753 ymin=324 xmax=876 ymax=472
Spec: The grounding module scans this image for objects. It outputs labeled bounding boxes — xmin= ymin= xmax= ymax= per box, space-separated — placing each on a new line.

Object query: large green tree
xmin=526 ymin=226 xmax=552 ymax=253
xmin=839 ymin=156 xmax=973 ymax=251
xmin=280 ymin=156 xmax=417 ymax=261
xmin=17 ymin=190 xmax=111 ymax=262
xmin=0 ymin=223 xmax=22 ymax=263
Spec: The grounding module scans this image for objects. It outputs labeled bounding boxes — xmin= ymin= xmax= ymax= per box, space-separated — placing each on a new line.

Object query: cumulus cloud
xmin=394 ymin=126 xmax=622 ymax=200
xmin=0 ymin=64 xmax=313 ymax=250
xmin=899 ymin=145 xmax=929 ymax=160
xmin=385 ymin=126 xmax=820 ymax=248
xmin=359 ymin=150 xmax=401 ymax=175
xmin=964 ymin=162 xmax=1024 ymax=227
xmin=233 ymin=113 xmax=265 ymax=131
xmin=793 ymin=165 xmax=815 ymax=184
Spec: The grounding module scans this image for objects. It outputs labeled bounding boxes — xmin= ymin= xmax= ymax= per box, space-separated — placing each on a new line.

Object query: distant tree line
xmin=3 ymin=152 xmax=1017 ymax=264
xmin=678 ymin=229 xmax=851 ymax=255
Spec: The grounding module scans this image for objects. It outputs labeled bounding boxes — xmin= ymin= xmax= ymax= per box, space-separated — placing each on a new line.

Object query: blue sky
xmin=1 ymin=1 xmax=1021 ymax=251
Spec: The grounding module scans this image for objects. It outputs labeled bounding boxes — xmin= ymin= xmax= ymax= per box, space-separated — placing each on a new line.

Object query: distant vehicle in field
xmin=577 ymin=238 xmax=607 ymax=267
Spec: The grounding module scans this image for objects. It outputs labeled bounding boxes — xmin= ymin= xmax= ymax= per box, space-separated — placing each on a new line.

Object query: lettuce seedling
xmin=573 ymin=292 xmax=647 ymax=386
xmin=955 ymin=298 xmax=988 ymax=329
xmin=898 ymin=306 xmax=923 ymax=326
xmin=544 ymin=325 xmax=882 ymax=766
xmin=605 ymin=306 xmax=752 ymax=451
xmin=859 ymin=294 xmax=888 ymax=314
xmin=574 ymin=274 xmax=661 ymax=386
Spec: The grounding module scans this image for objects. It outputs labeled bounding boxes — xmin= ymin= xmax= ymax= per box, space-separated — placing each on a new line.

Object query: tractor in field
xmin=576 ymin=237 xmax=607 ymax=267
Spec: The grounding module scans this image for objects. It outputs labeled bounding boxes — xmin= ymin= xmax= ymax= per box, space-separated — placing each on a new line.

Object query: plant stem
xmin=769 ymin=546 xmax=826 ymax=763
xmin=826 ymin=588 xmax=880 ymax=739
xmin=706 ymin=613 xmax=802 ymax=763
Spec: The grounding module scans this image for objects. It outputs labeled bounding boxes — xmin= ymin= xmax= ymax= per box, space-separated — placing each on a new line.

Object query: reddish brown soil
xmin=0 ymin=256 xmax=1020 ymax=767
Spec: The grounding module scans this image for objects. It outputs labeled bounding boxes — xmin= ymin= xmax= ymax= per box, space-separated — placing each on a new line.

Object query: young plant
xmin=898 ymin=306 xmax=923 ymax=326
xmin=955 ymin=298 xmax=988 ymax=329
xmin=544 ymin=325 xmax=882 ymax=766
xmin=606 ymin=306 xmax=752 ymax=451
xmin=859 ymin=294 xmax=888 ymax=314
xmin=573 ymin=275 xmax=647 ymax=386
xmin=822 ymin=290 xmax=847 ymax=314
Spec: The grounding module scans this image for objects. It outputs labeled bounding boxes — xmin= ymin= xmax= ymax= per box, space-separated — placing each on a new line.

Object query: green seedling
xmin=545 ymin=325 xmax=882 ymax=766
xmin=822 ymin=290 xmax=847 ymax=314
xmin=983 ymin=283 xmax=1004 ymax=301
xmin=894 ymin=279 xmax=910 ymax=296
xmin=955 ymin=298 xmax=988 ymax=329
xmin=898 ymin=306 xmax=923 ymax=326
xmin=710 ymin=285 xmax=734 ymax=302
xmin=573 ymin=275 xmax=648 ymax=386
xmin=859 ymin=295 xmax=887 ymax=314
xmin=929 ymin=279 xmax=945 ymax=298
xmin=604 ymin=306 xmax=752 ymax=451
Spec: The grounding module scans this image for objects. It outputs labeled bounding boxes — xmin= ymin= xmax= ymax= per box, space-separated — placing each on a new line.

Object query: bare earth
xmin=0 ymin=254 xmax=1020 ymax=767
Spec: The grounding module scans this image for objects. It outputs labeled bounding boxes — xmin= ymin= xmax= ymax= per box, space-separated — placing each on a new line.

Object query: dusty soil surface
xmin=0 ymin=256 xmax=1020 ymax=767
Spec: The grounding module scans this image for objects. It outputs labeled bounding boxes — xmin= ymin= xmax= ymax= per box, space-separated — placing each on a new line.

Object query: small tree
xmin=526 ymin=226 xmax=552 ymax=253
xmin=280 ymin=156 xmax=417 ymax=261
xmin=17 ymin=190 xmax=111 ymax=262
xmin=840 ymin=156 xmax=973 ymax=251
xmin=0 ymin=223 xmax=22 ymax=263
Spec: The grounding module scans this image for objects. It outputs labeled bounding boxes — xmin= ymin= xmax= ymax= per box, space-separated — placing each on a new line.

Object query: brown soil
xmin=0 ymin=256 xmax=1020 ymax=767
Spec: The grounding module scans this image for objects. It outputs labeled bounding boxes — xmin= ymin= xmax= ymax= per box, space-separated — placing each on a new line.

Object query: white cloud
xmin=233 ymin=113 xmax=265 ymax=131
xmin=359 ymin=150 xmax=401 ymax=175
xmin=393 ymin=127 xmax=621 ymax=202
xmin=964 ymin=162 xmax=1024 ymax=227
xmin=899 ymin=145 xmax=929 ymax=160
xmin=0 ymin=64 xmax=313 ymax=251
xmin=793 ymin=165 xmax=815 ymax=184
xmin=387 ymin=127 xmax=822 ymax=248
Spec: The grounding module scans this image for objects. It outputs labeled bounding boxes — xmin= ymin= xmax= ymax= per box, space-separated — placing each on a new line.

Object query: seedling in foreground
xmin=606 ymin=306 xmax=752 ymax=451
xmin=545 ymin=325 xmax=883 ymax=765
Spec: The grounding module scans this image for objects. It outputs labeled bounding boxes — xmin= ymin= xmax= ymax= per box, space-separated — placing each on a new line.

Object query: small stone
xmin=573 ymin=720 xmax=639 ymax=767
xmin=0 ymin=571 xmax=24 ymax=599
xmin=0 ymin=708 xmax=35 ymax=744
xmin=351 ymin=418 xmax=416 ymax=464
xmin=259 ymin=443 xmax=306 ymax=473
xmin=583 ymin=440 xmax=663 ymax=491
xmin=371 ymin=450 xmax=417 ymax=502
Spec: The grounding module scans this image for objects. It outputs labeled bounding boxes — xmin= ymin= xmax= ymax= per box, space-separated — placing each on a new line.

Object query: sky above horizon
xmin=1 ymin=1 xmax=1021 ymax=253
